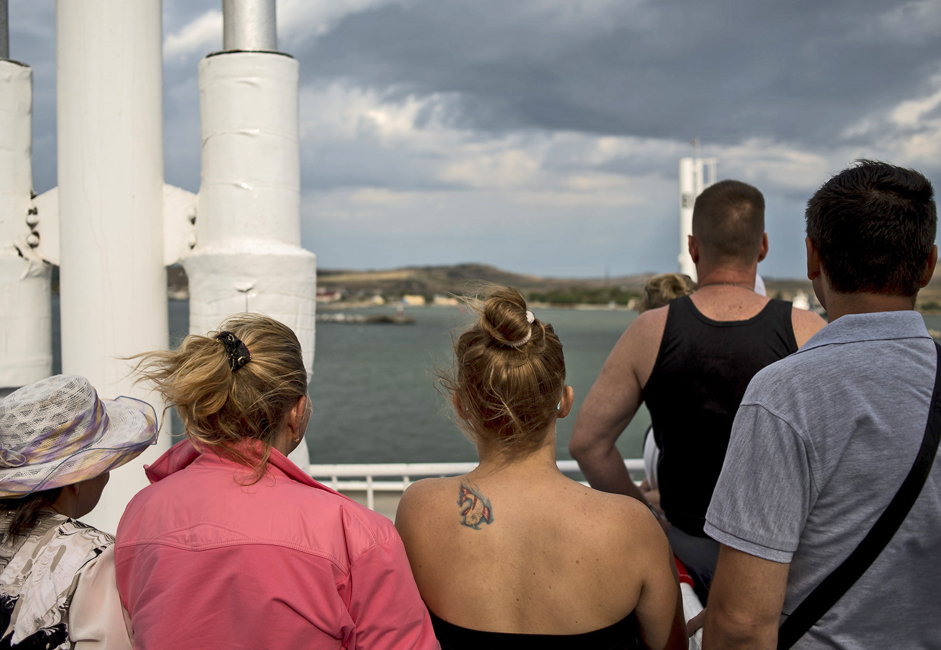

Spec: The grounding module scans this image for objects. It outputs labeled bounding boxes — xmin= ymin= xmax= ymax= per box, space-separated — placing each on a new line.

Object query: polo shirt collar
xmin=799 ymin=309 xmax=931 ymax=354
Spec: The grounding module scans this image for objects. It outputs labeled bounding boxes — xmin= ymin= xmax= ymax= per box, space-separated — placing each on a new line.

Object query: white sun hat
xmin=0 ymin=375 xmax=158 ymax=499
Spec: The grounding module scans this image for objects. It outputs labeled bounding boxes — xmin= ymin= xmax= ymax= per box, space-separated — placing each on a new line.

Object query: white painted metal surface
xmin=223 ymin=0 xmax=277 ymax=52
xmin=678 ymin=158 xmax=696 ymax=280
xmin=678 ymin=156 xmax=719 ymax=281
xmin=185 ymin=17 xmax=315 ymax=462
xmin=55 ymin=0 xmax=170 ymax=533
xmin=0 ymin=59 xmax=51 ymax=389
xmin=308 ymin=459 xmax=646 ymax=511
xmin=162 ymin=184 xmax=198 ymax=267
xmin=186 ymin=50 xmax=316 ymax=376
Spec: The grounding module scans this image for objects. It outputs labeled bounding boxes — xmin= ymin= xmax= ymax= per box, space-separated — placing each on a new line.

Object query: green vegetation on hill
xmin=528 ymin=287 xmax=641 ymax=306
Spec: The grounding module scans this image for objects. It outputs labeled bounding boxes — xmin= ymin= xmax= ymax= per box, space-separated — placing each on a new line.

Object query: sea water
xmin=51 ymin=297 xmax=650 ymax=464
xmin=55 ymin=298 xmax=941 ymax=466
xmin=306 ymin=305 xmax=650 ymax=464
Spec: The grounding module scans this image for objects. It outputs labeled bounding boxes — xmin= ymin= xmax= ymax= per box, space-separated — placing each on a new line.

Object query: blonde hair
xmin=132 ymin=313 xmax=308 ymax=481
xmin=638 ymin=273 xmax=696 ymax=312
xmin=438 ymin=286 xmax=566 ymax=455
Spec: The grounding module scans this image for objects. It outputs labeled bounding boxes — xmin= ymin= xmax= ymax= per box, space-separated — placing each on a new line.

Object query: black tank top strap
xmin=429 ymin=609 xmax=644 ymax=650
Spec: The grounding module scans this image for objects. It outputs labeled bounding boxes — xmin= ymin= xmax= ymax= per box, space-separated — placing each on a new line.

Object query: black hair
xmin=805 ymin=160 xmax=937 ymax=296
xmin=692 ymin=180 xmax=765 ymax=263
xmin=1 ymin=489 xmax=62 ymax=540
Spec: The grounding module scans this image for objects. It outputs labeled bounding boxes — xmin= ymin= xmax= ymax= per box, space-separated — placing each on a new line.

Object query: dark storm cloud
xmin=295 ymin=0 xmax=940 ymax=148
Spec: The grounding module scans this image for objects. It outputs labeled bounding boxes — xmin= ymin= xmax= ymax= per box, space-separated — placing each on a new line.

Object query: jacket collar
xmin=799 ymin=309 xmax=931 ymax=355
xmin=144 ymin=439 xmax=345 ymax=498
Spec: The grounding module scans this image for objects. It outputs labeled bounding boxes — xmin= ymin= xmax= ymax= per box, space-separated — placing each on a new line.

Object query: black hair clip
xmin=215 ymin=331 xmax=251 ymax=371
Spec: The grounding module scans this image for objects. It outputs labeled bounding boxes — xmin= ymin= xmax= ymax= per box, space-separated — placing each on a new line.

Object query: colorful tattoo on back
xmin=457 ymin=482 xmax=493 ymax=530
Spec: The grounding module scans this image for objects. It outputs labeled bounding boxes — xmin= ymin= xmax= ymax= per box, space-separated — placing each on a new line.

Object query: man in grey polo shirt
xmin=702 ymin=161 xmax=941 ymax=649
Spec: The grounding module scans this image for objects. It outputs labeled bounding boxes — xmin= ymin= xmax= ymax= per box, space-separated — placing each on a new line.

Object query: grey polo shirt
xmin=706 ymin=310 xmax=941 ymax=649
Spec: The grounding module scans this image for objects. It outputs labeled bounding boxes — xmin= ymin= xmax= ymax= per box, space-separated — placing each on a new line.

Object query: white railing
xmin=307 ymin=459 xmax=646 ymax=511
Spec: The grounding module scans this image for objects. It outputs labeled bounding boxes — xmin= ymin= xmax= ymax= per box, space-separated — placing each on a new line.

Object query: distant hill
xmin=316 ymin=263 xmax=826 ymax=308
xmin=162 ymin=262 xmax=941 ymax=312
xmin=317 ymin=263 xmax=654 ymax=296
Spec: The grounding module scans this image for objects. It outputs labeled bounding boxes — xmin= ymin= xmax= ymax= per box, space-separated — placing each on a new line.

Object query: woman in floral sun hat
xmin=0 ymin=375 xmax=157 ymax=649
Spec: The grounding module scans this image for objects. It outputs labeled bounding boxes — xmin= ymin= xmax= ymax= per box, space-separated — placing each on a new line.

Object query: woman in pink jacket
xmin=115 ymin=314 xmax=438 ymax=650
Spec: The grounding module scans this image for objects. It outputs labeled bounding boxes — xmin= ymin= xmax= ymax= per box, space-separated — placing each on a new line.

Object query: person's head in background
xmin=132 ymin=313 xmax=310 ymax=481
xmin=690 ymin=180 xmax=767 ymax=279
xmin=438 ymin=286 xmax=571 ymax=459
xmin=0 ymin=375 xmax=157 ymax=537
xmin=805 ymin=160 xmax=937 ymax=314
xmin=638 ymin=273 xmax=696 ymax=312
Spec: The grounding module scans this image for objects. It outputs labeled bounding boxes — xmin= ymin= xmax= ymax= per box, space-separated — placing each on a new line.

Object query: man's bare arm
xmin=703 ymin=545 xmax=790 ymax=650
xmin=791 ymin=307 xmax=826 ymax=348
xmin=569 ymin=309 xmax=665 ymax=498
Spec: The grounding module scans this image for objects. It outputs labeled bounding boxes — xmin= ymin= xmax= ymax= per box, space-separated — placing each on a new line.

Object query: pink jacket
xmin=115 ymin=441 xmax=438 ymax=650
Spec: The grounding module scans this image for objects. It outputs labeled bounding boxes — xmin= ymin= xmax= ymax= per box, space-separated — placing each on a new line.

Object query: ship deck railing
xmin=307 ymin=459 xmax=646 ymax=512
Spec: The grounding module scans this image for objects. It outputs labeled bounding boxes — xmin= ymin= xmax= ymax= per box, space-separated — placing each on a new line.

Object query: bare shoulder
xmin=571 ymin=483 xmax=664 ymax=549
xmin=627 ymin=306 xmax=669 ymax=342
xmin=790 ymin=306 xmax=826 ymax=348
xmin=395 ymin=476 xmax=453 ymax=531
xmin=607 ymin=307 xmax=668 ymax=372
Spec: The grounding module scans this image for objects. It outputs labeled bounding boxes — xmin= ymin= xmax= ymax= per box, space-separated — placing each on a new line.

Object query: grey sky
xmin=9 ymin=0 xmax=941 ymax=277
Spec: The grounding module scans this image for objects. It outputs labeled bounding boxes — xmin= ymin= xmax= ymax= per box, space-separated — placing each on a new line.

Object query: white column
xmin=186 ymin=39 xmax=316 ymax=469
xmin=185 ymin=48 xmax=315 ymax=464
xmin=187 ymin=50 xmax=316 ymax=373
xmin=56 ymin=0 xmax=170 ymax=533
xmin=678 ymin=157 xmax=696 ymax=281
xmin=0 ymin=58 xmax=52 ymax=391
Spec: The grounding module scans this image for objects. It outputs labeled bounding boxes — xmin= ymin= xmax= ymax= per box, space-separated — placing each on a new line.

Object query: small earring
xmin=292 ymin=435 xmax=300 ymax=443
xmin=557 ymin=401 xmax=562 ymax=410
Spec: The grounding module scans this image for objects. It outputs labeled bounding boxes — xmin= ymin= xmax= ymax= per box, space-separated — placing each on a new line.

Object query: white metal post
xmin=678 ymin=157 xmax=696 ymax=281
xmin=678 ymin=156 xmax=719 ymax=282
xmin=222 ymin=0 xmax=277 ymax=51
xmin=0 ymin=32 xmax=52 ymax=393
xmin=55 ymin=0 xmax=170 ymax=533
xmin=185 ymin=5 xmax=316 ymax=464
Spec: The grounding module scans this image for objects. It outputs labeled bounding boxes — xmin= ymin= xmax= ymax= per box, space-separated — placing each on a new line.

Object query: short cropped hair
xmin=806 ymin=160 xmax=937 ymax=296
xmin=692 ymin=180 xmax=765 ymax=263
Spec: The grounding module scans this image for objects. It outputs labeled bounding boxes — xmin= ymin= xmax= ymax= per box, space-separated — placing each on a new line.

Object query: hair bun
xmin=481 ymin=287 xmax=536 ymax=348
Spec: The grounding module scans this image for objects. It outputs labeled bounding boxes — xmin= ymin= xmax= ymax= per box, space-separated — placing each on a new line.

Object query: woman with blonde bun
xmin=115 ymin=313 xmax=438 ymax=650
xmin=396 ymin=287 xmax=686 ymax=650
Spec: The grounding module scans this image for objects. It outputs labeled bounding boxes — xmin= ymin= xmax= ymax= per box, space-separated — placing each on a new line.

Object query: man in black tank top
xmin=570 ymin=180 xmax=825 ymax=598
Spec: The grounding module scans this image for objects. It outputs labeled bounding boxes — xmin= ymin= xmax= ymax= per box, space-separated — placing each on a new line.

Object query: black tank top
xmin=429 ymin=610 xmax=644 ymax=650
xmin=644 ymin=295 xmax=798 ymax=536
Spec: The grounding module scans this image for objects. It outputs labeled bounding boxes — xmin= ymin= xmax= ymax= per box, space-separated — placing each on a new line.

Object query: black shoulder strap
xmin=778 ymin=342 xmax=941 ymax=649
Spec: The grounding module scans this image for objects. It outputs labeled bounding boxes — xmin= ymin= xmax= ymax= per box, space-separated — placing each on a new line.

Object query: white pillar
xmin=0 ymin=58 xmax=52 ymax=391
xmin=678 ymin=157 xmax=696 ymax=281
xmin=56 ymin=0 xmax=170 ymax=533
xmin=187 ymin=50 xmax=316 ymax=373
xmin=185 ymin=45 xmax=315 ymax=465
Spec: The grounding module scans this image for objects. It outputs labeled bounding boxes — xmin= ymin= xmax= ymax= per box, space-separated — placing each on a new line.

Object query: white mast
xmin=55 ymin=0 xmax=170 ymax=533
xmin=0 ymin=0 xmax=53 ymax=396
xmin=185 ymin=0 xmax=316 ymax=463
xmin=678 ymin=142 xmax=718 ymax=282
